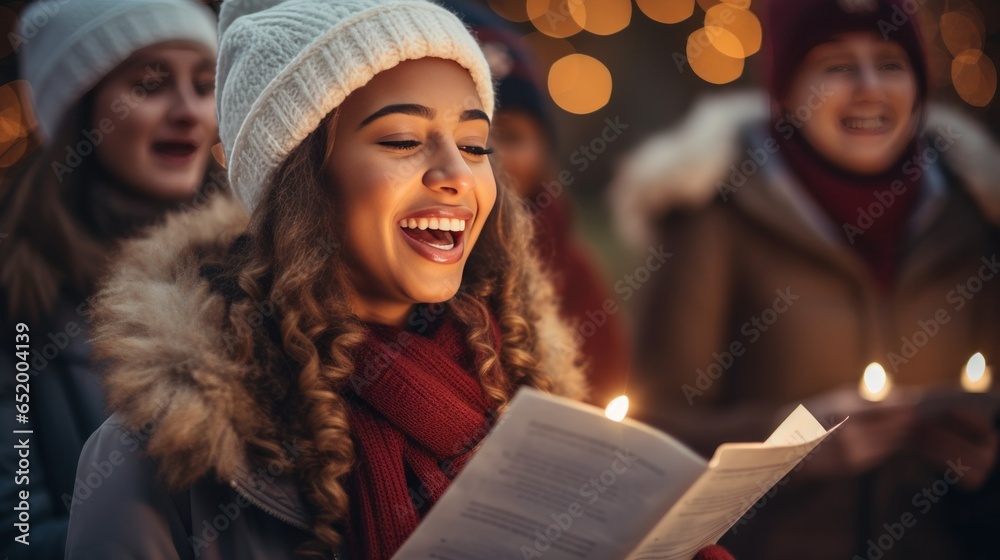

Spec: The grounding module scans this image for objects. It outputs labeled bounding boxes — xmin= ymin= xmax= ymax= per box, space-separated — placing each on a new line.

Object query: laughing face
xmin=325 ymin=58 xmax=497 ymax=326
xmin=784 ymin=31 xmax=919 ymax=175
xmin=91 ymin=40 xmax=217 ymax=200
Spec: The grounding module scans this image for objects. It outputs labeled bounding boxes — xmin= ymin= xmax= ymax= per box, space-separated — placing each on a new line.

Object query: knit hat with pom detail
xmin=18 ymin=0 xmax=217 ymax=143
xmin=217 ymin=0 xmax=496 ymax=213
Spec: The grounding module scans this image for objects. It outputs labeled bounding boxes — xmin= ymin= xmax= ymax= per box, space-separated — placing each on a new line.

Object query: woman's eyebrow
xmin=358 ymin=104 xmax=434 ymax=129
xmin=461 ymin=109 xmax=490 ymax=126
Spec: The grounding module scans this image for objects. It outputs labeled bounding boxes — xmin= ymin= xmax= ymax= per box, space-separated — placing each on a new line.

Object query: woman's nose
xmin=422 ymin=141 xmax=475 ymax=197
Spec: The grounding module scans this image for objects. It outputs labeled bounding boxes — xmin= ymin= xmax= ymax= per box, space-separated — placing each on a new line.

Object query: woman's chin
xmin=407 ymin=280 xmax=462 ymax=306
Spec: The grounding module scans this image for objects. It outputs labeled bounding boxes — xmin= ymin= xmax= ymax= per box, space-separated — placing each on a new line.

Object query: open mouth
xmin=151 ymin=141 xmax=198 ymax=161
xmin=398 ymin=217 xmax=468 ymax=264
xmin=841 ymin=117 xmax=888 ymax=133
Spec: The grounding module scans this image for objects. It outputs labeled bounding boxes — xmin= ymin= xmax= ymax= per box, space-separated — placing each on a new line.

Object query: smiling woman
xmin=327 ymin=59 xmax=498 ymax=325
xmin=613 ymin=0 xmax=1000 ymax=558
xmin=61 ymin=1 xmax=592 ymax=559
xmin=90 ymin=40 xmax=218 ymax=200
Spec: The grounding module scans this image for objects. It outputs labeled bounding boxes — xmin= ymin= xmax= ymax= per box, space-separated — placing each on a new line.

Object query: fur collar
xmin=611 ymin=90 xmax=1000 ymax=247
xmin=91 ymin=195 xmax=588 ymax=490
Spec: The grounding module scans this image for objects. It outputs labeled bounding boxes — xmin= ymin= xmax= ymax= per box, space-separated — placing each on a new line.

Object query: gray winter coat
xmin=64 ymin=195 xmax=588 ymax=559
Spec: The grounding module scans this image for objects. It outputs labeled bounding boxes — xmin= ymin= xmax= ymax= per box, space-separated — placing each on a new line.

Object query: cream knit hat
xmin=217 ymin=0 xmax=495 ymax=212
xmin=18 ymin=0 xmax=218 ymax=143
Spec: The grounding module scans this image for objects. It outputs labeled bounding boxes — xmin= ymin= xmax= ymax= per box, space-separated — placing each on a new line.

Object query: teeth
xmin=426 ymin=241 xmax=456 ymax=250
xmin=399 ymin=217 xmax=467 ymax=232
xmin=844 ymin=117 xmax=885 ymax=130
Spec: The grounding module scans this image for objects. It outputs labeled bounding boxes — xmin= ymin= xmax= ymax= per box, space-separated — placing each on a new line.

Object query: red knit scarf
xmin=344 ymin=312 xmax=501 ymax=560
xmin=777 ymin=132 xmax=922 ymax=290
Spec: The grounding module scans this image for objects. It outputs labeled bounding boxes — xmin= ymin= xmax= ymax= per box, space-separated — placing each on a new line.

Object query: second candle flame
xmin=605 ymin=395 xmax=629 ymax=422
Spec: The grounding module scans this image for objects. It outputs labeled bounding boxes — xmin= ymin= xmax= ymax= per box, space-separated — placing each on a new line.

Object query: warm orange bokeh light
xmin=487 ymin=0 xmax=530 ymax=23
xmin=940 ymin=11 xmax=984 ymax=57
xmin=0 ymin=84 xmax=26 ymax=144
xmin=0 ymin=137 xmax=27 ymax=169
xmin=569 ymin=0 xmax=631 ymax=36
xmin=697 ymin=0 xmax=752 ymax=11
xmin=687 ymin=28 xmax=745 ymax=84
xmin=548 ymin=53 xmax=612 ymax=114
xmin=703 ymin=25 xmax=745 ymax=59
xmin=528 ymin=0 xmax=584 ymax=38
xmin=636 ymin=0 xmax=695 ymax=24
xmin=704 ymin=4 xmax=761 ymax=58
xmin=952 ymin=49 xmax=997 ymax=107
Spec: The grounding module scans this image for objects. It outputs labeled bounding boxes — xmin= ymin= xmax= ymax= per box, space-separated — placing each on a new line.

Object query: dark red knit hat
xmin=761 ymin=0 xmax=929 ymax=106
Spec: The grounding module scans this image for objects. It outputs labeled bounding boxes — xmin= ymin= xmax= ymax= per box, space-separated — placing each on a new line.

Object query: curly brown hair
xmin=214 ymin=113 xmax=584 ymax=557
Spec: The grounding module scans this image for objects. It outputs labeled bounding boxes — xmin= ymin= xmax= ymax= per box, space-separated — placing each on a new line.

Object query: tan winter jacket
xmin=612 ymin=92 xmax=1000 ymax=560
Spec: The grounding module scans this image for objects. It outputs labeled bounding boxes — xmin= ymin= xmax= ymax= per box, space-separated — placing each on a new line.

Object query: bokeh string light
xmin=569 ymin=0 xmax=631 ymax=36
xmin=527 ymin=0 xmax=585 ymax=38
xmin=952 ymin=49 xmax=997 ymax=107
xmin=635 ymin=0 xmax=695 ymax=25
xmin=0 ymin=81 xmax=32 ymax=170
xmin=482 ymin=1 xmax=998 ymax=116
xmin=548 ymin=53 xmax=612 ymax=114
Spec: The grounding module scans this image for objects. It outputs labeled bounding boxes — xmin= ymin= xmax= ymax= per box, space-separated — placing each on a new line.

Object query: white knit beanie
xmin=17 ymin=0 xmax=218 ymax=144
xmin=217 ymin=0 xmax=495 ymax=212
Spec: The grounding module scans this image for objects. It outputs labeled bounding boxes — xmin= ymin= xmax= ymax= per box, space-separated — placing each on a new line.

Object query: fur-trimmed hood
xmin=610 ymin=90 xmax=1000 ymax=247
xmin=90 ymin=194 xmax=588 ymax=495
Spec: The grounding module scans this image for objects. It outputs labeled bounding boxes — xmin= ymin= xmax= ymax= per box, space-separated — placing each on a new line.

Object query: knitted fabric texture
xmin=345 ymin=312 xmax=500 ymax=560
xmin=18 ymin=0 xmax=217 ymax=142
xmin=216 ymin=0 xmax=495 ymax=212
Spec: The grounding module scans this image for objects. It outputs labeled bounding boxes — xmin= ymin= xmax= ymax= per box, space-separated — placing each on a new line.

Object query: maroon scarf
xmin=777 ymin=132 xmax=922 ymax=290
xmin=344 ymin=312 xmax=501 ymax=560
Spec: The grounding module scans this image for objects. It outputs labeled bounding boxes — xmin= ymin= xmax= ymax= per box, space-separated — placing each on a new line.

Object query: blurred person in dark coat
xmin=0 ymin=1 xmax=221 ymax=557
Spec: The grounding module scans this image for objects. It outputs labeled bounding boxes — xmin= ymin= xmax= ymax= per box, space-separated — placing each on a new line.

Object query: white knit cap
xmin=17 ymin=0 xmax=218 ymax=143
xmin=217 ymin=0 xmax=495 ymax=212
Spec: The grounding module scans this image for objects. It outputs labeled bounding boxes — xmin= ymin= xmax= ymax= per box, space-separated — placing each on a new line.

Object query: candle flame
xmin=605 ymin=395 xmax=629 ymax=422
xmin=860 ymin=362 xmax=891 ymax=402
xmin=966 ymin=352 xmax=986 ymax=382
xmin=961 ymin=352 xmax=992 ymax=393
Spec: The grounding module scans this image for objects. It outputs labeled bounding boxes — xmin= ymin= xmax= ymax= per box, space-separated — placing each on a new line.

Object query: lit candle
xmin=859 ymin=362 xmax=892 ymax=402
xmin=605 ymin=395 xmax=629 ymax=422
xmin=961 ymin=352 xmax=992 ymax=393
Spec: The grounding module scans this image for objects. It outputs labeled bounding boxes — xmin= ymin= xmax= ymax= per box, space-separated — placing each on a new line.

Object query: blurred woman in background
xmin=0 ymin=1 xmax=220 ymax=557
xmin=440 ymin=0 xmax=632 ymax=406
xmin=613 ymin=0 xmax=1000 ymax=557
